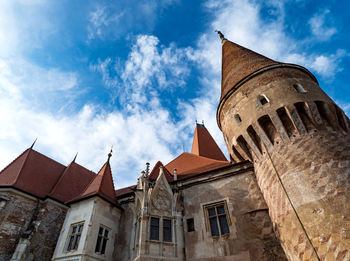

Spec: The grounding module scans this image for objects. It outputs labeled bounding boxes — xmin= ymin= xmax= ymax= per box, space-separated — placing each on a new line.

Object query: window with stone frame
xmin=95 ymin=226 xmax=110 ymax=255
xmin=149 ymin=217 xmax=172 ymax=242
xmin=163 ymin=219 xmax=172 ymax=242
xmin=204 ymin=202 xmax=230 ymax=237
xmin=150 ymin=217 xmax=160 ymax=240
xmin=66 ymin=222 xmax=84 ymax=251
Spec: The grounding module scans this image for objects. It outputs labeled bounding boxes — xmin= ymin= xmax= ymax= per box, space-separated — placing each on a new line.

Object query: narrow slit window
xmin=150 ymin=217 xmax=159 ymax=240
xmin=257 ymin=95 xmax=269 ymax=106
xmin=234 ymin=114 xmax=242 ymax=124
xmin=293 ymin=83 xmax=307 ymax=93
xmin=187 ymin=218 xmax=195 ymax=232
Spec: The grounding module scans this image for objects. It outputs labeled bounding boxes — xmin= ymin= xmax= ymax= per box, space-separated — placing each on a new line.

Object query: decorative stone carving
xmin=152 ymin=186 xmax=171 ymax=211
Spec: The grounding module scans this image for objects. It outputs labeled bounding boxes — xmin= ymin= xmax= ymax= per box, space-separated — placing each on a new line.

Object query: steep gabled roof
xmin=67 ymin=161 xmax=118 ymax=206
xmin=191 ymin=123 xmax=227 ymax=161
xmin=149 ymin=161 xmax=173 ymax=182
xmin=0 ymin=148 xmax=66 ymax=198
xmin=221 ymin=39 xmax=279 ymax=101
xmin=48 ymin=161 xmax=96 ymax=203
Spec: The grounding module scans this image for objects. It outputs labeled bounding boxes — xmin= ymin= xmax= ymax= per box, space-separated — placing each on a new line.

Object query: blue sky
xmin=0 ymin=0 xmax=349 ymax=188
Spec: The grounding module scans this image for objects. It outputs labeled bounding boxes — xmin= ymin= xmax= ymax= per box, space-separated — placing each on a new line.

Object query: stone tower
xmin=216 ymin=34 xmax=350 ymax=260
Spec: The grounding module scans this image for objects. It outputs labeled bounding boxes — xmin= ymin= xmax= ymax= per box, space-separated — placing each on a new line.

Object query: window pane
xmin=163 ymin=219 xmax=172 ymax=242
xmin=104 ymin=229 xmax=109 ymax=237
xmin=78 ymin=224 xmax=83 ymax=233
xmin=217 ymin=206 xmax=225 ymax=214
xmin=151 ymin=217 xmax=159 ymax=226
xmin=72 ymin=226 xmax=77 ymax=234
xmin=209 ymin=217 xmax=219 ymax=236
xmin=208 ymin=208 xmax=216 ymax=217
xmin=95 ymin=236 xmax=102 ymax=253
xmin=150 ymin=217 xmax=159 ymax=240
xmin=67 ymin=236 xmax=74 ymax=251
xmin=73 ymin=235 xmax=81 ymax=250
xmin=187 ymin=218 xmax=194 ymax=232
xmin=219 ymin=215 xmax=229 ymax=235
xmin=101 ymin=238 xmax=108 ymax=254
xmin=99 ymin=227 xmax=104 ymax=235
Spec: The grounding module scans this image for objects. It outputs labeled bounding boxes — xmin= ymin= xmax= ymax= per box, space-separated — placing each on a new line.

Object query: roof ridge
xmin=12 ymin=148 xmax=32 ymax=186
xmin=0 ymin=148 xmax=30 ymax=182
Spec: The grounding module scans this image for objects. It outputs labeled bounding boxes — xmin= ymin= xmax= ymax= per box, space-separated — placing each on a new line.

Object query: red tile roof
xmin=149 ymin=161 xmax=173 ymax=181
xmin=115 ymin=185 xmax=136 ymax=198
xmin=165 ymin=152 xmax=229 ymax=177
xmin=191 ymin=123 xmax=227 ymax=161
xmin=67 ymin=161 xmax=119 ymax=207
xmin=221 ymin=39 xmax=279 ymax=102
xmin=0 ymin=149 xmax=66 ymax=198
xmin=48 ymin=161 xmax=96 ymax=203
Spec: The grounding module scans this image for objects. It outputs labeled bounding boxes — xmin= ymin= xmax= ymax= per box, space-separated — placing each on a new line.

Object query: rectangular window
xmin=187 ymin=218 xmax=195 ymax=232
xmin=95 ymin=226 xmax=110 ymax=255
xmin=66 ymin=222 xmax=84 ymax=251
xmin=150 ymin=217 xmax=159 ymax=240
xmin=163 ymin=219 xmax=172 ymax=242
xmin=206 ymin=203 xmax=230 ymax=237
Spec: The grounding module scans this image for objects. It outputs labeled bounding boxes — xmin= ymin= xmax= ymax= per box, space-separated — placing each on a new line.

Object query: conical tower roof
xmin=191 ymin=123 xmax=227 ymax=161
xmin=67 ymin=160 xmax=118 ymax=207
xmin=220 ymin=35 xmax=280 ymax=101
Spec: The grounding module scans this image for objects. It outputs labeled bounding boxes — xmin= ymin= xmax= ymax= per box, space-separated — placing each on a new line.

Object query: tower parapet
xmin=217 ymin=36 xmax=350 ymax=260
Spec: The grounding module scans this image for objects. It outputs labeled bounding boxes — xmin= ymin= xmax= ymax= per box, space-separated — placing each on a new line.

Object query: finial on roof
xmin=73 ymin=152 xmax=78 ymax=162
xmin=202 ymin=120 xmax=204 ymax=125
xmin=195 ymin=119 xmax=197 ymax=124
xmin=30 ymin=138 xmax=37 ymax=149
xmin=215 ymin=30 xmax=226 ymax=43
xmin=107 ymin=147 xmax=113 ymax=162
xmin=145 ymin=162 xmax=150 ymax=177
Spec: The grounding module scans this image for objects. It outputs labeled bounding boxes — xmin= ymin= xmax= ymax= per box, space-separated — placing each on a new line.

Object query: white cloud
xmin=87 ymin=6 xmax=124 ymax=40
xmin=91 ymin=35 xmax=195 ymax=104
xmin=309 ymin=9 xmax=337 ymax=41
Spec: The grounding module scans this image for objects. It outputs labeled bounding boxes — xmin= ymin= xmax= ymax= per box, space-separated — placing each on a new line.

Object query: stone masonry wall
xmin=179 ymin=169 xmax=287 ymax=261
xmin=0 ymin=190 xmax=67 ymax=261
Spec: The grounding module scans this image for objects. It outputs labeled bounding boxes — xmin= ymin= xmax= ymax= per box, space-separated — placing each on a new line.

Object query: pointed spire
xmin=220 ymin=38 xmax=279 ymax=102
xmin=73 ymin=152 xmax=78 ymax=162
xmin=191 ymin=124 xmax=227 ymax=161
xmin=107 ymin=147 xmax=113 ymax=162
xmin=30 ymin=138 xmax=37 ymax=149
xmin=215 ymin=30 xmax=227 ymax=44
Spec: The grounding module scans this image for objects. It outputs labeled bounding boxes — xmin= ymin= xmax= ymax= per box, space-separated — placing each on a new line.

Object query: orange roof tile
xmin=165 ymin=152 xmax=229 ymax=177
xmin=48 ymin=161 xmax=96 ymax=203
xmin=0 ymin=149 xmax=66 ymax=198
xmin=221 ymin=39 xmax=279 ymax=102
xmin=68 ymin=161 xmax=118 ymax=206
xmin=149 ymin=161 xmax=173 ymax=182
xmin=191 ymin=123 xmax=227 ymax=161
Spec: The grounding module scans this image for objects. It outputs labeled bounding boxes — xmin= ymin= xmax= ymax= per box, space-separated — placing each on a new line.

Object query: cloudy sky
xmin=0 ymin=0 xmax=349 ymax=188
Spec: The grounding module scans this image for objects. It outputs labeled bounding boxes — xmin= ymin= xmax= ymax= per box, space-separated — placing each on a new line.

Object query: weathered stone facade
xmin=217 ymin=37 xmax=350 ymax=260
xmin=0 ymin=189 xmax=67 ymax=261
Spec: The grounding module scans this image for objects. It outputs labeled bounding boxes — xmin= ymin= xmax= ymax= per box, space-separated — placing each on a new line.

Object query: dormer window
xmin=257 ymin=94 xmax=269 ymax=106
xmin=293 ymin=83 xmax=307 ymax=93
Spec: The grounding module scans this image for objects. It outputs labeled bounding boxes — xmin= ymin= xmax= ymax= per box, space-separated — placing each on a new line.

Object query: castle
xmin=0 ymin=33 xmax=349 ymax=261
